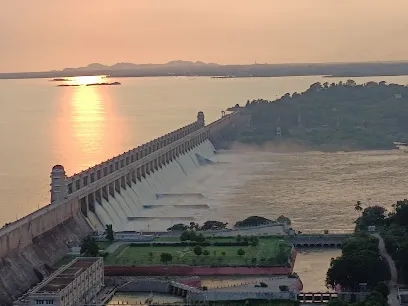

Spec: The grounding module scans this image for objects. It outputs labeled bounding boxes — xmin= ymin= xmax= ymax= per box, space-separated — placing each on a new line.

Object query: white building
xmin=14 ymin=257 xmax=104 ymax=306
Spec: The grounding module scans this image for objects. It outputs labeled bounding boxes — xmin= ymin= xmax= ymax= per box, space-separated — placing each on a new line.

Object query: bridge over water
xmin=290 ymin=234 xmax=351 ymax=248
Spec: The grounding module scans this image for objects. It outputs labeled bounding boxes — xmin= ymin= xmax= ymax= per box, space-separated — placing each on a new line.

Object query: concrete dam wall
xmin=87 ymin=139 xmax=216 ymax=232
xmin=0 ymin=110 xmax=248 ymax=304
xmin=0 ymin=215 xmax=91 ymax=305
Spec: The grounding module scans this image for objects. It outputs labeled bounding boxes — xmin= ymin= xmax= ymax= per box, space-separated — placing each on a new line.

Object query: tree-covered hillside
xmin=239 ymin=81 xmax=408 ymax=150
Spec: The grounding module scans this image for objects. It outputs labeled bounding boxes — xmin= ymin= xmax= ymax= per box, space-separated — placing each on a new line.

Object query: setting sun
xmin=69 ymin=75 xmax=106 ymax=86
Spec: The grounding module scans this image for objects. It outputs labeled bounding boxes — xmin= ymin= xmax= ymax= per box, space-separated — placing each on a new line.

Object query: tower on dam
xmin=50 ymin=165 xmax=67 ymax=203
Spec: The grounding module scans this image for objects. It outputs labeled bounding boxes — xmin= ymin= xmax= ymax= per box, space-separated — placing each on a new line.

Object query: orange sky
xmin=1 ymin=0 xmax=408 ymax=72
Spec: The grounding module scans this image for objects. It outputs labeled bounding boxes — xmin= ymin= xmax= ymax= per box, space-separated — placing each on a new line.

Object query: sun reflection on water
xmin=71 ymin=85 xmax=105 ymax=157
xmin=56 ymin=82 xmax=123 ymax=174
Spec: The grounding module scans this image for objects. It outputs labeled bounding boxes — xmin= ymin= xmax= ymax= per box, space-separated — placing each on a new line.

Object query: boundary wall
xmin=104 ymin=266 xmax=292 ymax=276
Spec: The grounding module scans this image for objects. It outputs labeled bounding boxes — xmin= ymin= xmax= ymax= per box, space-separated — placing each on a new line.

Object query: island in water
xmin=57 ymin=81 xmax=121 ymax=87
xmin=226 ymin=80 xmax=408 ymax=151
xmin=49 ymin=78 xmax=71 ymax=82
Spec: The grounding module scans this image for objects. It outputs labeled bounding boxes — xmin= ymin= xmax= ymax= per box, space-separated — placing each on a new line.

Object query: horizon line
xmin=2 ymin=58 xmax=408 ymax=75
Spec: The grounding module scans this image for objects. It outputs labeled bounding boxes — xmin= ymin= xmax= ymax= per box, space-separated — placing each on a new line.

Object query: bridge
xmin=0 ymin=110 xmax=248 ymax=305
xmin=290 ymin=234 xmax=351 ymax=248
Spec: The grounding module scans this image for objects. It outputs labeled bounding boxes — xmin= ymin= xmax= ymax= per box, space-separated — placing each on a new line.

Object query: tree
xmin=203 ymin=250 xmax=210 ymax=256
xmin=189 ymin=222 xmax=199 ymax=230
xmin=374 ymin=282 xmax=389 ymax=299
xmin=327 ymin=299 xmax=347 ymax=306
xmin=105 ymin=224 xmax=114 ymax=241
xmin=193 ymin=245 xmax=203 ymax=256
xmin=221 ymin=251 xmax=226 ymax=256
xmin=326 ymin=234 xmax=390 ymax=291
xmin=160 ymin=252 xmax=173 ymax=264
xmin=80 ymin=235 xmax=99 ymax=257
xmin=180 ymin=230 xmax=201 ymax=242
xmin=234 ymin=216 xmax=273 ymax=228
xmin=309 ymin=82 xmax=323 ymax=91
xmin=277 ymin=215 xmax=291 ymax=225
xmin=354 ymin=201 xmax=363 ymax=212
xmin=237 ymin=248 xmax=245 ymax=256
xmin=236 ymin=234 xmax=242 ymax=242
xmin=279 ymin=285 xmax=289 ymax=291
xmin=180 ymin=230 xmax=191 ymax=242
xmin=250 ymin=237 xmax=259 ymax=247
xmin=196 ymin=233 xmax=206 ymax=243
xmin=200 ymin=220 xmax=227 ymax=231
xmin=355 ymin=206 xmax=387 ymax=230
xmin=168 ymin=223 xmax=188 ymax=231
xmin=392 ymin=199 xmax=408 ymax=227
xmin=364 ymin=290 xmax=387 ymax=306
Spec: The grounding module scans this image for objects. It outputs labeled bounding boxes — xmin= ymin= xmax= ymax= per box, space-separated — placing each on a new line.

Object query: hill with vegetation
xmin=235 ymin=81 xmax=408 ymax=150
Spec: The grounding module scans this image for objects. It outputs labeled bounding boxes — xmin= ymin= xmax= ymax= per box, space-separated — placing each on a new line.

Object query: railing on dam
xmin=61 ymin=110 xmax=244 ymax=199
xmin=0 ymin=110 xmax=245 ymax=257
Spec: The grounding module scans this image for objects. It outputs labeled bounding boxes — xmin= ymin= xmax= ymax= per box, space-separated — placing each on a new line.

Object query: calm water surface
xmin=1 ymin=75 xmax=408 ymax=224
xmin=2 ymin=75 xmax=406 ymax=291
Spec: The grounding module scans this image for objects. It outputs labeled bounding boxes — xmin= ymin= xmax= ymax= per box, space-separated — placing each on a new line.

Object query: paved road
xmin=373 ymin=233 xmax=400 ymax=306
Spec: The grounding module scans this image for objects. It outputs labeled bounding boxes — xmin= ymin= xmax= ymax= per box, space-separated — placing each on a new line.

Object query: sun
xmin=69 ymin=75 xmax=105 ymax=86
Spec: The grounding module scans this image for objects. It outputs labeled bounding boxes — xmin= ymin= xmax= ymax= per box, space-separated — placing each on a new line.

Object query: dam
xmin=0 ymin=110 xmax=248 ymax=305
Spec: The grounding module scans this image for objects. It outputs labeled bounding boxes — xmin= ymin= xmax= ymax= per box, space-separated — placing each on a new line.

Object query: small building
xmin=14 ymin=257 xmax=104 ymax=306
xmin=367 ymin=226 xmax=376 ymax=232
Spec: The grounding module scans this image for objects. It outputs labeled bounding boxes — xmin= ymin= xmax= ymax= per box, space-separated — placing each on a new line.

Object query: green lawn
xmin=105 ymin=237 xmax=290 ymax=266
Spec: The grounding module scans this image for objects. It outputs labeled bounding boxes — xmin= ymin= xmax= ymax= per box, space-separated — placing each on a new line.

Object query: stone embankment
xmin=0 ymin=215 xmax=90 ymax=305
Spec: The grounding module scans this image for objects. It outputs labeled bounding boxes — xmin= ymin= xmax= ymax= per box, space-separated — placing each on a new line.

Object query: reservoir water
xmin=1 ymin=75 xmax=408 ymax=224
xmin=1 ymin=75 xmax=408 ymax=291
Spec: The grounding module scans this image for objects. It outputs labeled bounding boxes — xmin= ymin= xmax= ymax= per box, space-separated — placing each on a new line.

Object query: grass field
xmin=104 ymin=237 xmax=291 ymax=266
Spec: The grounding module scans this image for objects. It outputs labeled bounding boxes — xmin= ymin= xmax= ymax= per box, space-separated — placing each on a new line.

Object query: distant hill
xmin=3 ymin=60 xmax=408 ymax=80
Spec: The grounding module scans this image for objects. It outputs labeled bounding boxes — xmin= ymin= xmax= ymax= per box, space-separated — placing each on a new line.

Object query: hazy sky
xmin=1 ymin=0 xmax=408 ymax=72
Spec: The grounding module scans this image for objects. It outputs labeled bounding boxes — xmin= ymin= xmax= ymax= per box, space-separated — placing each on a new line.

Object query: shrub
xmin=237 ymin=248 xmax=245 ymax=256
xmin=194 ymin=245 xmax=203 ymax=256
xmin=279 ymin=285 xmax=289 ymax=291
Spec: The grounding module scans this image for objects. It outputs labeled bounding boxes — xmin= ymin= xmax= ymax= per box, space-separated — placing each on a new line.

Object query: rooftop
xmin=31 ymin=257 xmax=100 ymax=294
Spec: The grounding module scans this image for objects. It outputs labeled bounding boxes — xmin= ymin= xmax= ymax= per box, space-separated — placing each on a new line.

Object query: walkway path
xmin=373 ymin=233 xmax=400 ymax=306
xmin=105 ymin=242 xmax=128 ymax=253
